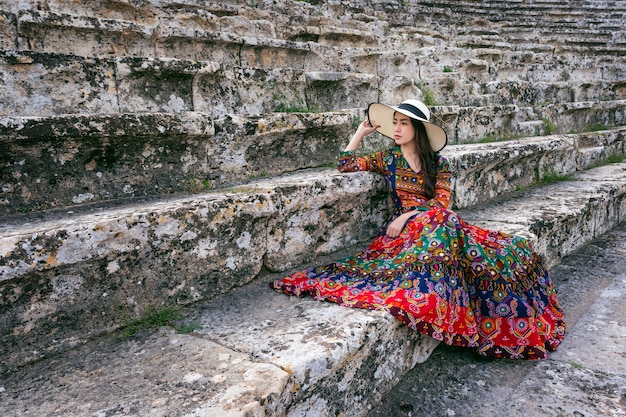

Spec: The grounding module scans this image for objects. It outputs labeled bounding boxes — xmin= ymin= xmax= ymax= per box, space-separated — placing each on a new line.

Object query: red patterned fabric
xmin=270 ymin=148 xmax=566 ymax=359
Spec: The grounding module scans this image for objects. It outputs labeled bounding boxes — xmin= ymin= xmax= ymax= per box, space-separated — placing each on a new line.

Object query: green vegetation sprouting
xmin=121 ymin=306 xmax=201 ymax=337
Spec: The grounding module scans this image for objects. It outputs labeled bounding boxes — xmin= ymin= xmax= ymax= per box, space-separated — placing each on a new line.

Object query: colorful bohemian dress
xmin=270 ymin=147 xmax=566 ymax=359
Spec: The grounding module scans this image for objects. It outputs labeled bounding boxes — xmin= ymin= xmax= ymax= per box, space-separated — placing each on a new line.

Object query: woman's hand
xmin=357 ymin=119 xmax=379 ymax=136
xmin=386 ymin=212 xmax=411 ymax=238
xmin=345 ymin=119 xmax=380 ymax=151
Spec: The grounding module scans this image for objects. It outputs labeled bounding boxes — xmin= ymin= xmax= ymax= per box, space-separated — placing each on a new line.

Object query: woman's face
xmin=392 ymin=112 xmax=416 ymax=146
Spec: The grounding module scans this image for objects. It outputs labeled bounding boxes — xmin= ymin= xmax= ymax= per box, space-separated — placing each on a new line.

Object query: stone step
xmin=2 ymin=98 xmax=623 ymax=215
xmin=441 ymin=103 xmax=626 ymax=144
xmin=1 ymin=161 xmax=625 ymax=416
xmin=7 ymin=7 xmax=625 ymax=82
xmin=420 ymin=0 xmax=624 ymax=21
xmin=498 ymin=25 xmax=615 ymax=40
xmin=13 ymin=9 xmax=315 ymax=68
xmin=446 ymin=128 xmax=626 ymax=209
xmin=456 ymin=33 xmax=626 ymax=56
xmin=1 ymin=130 xmax=624 ymax=373
xmin=2 ymin=46 xmax=624 ymax=118
xmin=482 ymin=73 xmax=625 ymax=96
xmin=0 ymin=111 xmax=354 ymax=215
xmin=5 ymin=2 xmax=624 ymax=64
xmin=0 ymin=168 xmax=390 ymax=374
xmin=13 ymin=9 xmax=382 ymax=70
xmin=2 ymin=105 xmax=624 ymax=216
xmin=0 ymin=50 xmax=381 ymax=117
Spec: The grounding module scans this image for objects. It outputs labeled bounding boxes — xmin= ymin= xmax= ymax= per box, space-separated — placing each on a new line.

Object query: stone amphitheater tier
xmin=0 ymin=1 xmax=625 ymax=416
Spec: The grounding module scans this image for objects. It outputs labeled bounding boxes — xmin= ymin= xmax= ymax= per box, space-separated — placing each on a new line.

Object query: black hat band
xmin=397 ymin=103 xmax=428 ymax=120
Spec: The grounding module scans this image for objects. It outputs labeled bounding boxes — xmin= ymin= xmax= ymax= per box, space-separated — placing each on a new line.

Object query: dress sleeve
xmin=428 ymin=155 xmax=453 ymax=209
xmin=337 ymin=150 xmax=387 ymax=175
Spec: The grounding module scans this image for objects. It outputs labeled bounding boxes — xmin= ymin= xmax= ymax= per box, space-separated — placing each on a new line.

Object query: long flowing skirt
xmin=269 ymin=207 xmax=566 ymax=359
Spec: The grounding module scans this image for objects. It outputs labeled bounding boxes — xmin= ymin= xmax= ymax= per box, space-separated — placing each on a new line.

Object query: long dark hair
xmin=411 ymin=119 xmax=437 ymax=199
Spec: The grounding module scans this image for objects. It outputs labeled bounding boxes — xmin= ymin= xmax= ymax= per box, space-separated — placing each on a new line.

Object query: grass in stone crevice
xmin=588 ymin=152 xmax=626 ymax=169
xmin=538 ymin=171 xmax=572 ymax=185
xmin=605 ymin=153 xmax=626 ymax=163
xmin=584 ymin=123 xmax=609 ymax=132
xmin=185 ymin=175 xmax=212 ymax=193
xmin=515 ymin=152 xmax=625 ymax=193
xmin=417 ymin=82 xmax=437 ymax=106
xmin=272 ymin=92 xmax=321 ymax=113
xmin=515 ymin=171 xmax=572 ymax=193
xmin=477 ymin=133 xmax=523 ymax=143
xmin=568 ymin=123 xmax=610 ymax=134
xmin=120 ymin=305 xmax=201 ymax=338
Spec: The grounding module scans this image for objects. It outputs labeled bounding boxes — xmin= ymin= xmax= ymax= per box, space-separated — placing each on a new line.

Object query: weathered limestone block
xmin=194 ymin=280 xmax=441 ymax=417
xmin=16 ymin=9 xmax=154 ymax=57
xmin=8 ymin=0 xmax=161 ymax=24
xmin=0 ymin=51 xmax=118 ymax=116
xmin=237 ymin=36 xmax=311 ymax=70
xmin=0 ymin=112 xmax=214 ymax=215
xmin=484 ymin=80 xmax=625 ymax=106
xmin=543 ymin=100 xmax=626 ymax=134
xmin=0 ymin=10 xmax=16 ymax=50
xmin=450 ymin=105 xmax=537 ymax=143
xmin=376 ymin=74 xmax=424 ymax=110
xmin=218 ymin=14 xmax=277 ymax=39
xmin=0 ymin=281 xmax=440 ymax=417
xmin=376 ymin=50 xmax=420 ymax=82
xmin=0 ymin=169 xmax=389 ymax=372
xmin=305 ymin=71 xmax=378 ymax=112
xmin=455 ymin=34 xmax=515 ymax=52
xmin=0 ymin=49 xmax=371 ymax=118
xmin=0 ymin=111 xmax=353 ymax=216
xmin=0 ymin=327 xmax=293 ymax=417
xmin=303 ymin=42 xmax=378 ymax=74
xmin=489 ymin=52 xmax=570 ymax=82
xmin=263 ymin=170 xmax=389 ymax=271
xmin=315 ymin=25 xmax=377 ymax=48
xmin=0 ymin=190 xmax=274 ymax=371
xmin=153 ymin=27 xmax=244 ymax=63
xmin=444 ymin=135 xmax=579 ymax=209
xmin=216 ymin=112 xmax=351 ymax=177
xmin=459 ymin=162 xmax=626 ymax=267
xmin=115 ymin=57 xmax=209 ymax=113
xmin=433 ymin=101 xmax=626 ymax=145
xmin=195 ymin=65 xmax=308 ymax=116
xmin=575 ymin=127 xmax=626 ymax=169
xmin=516 ymin=120 xmax=546 ymax=137
xmin=14 ymin=8 xmax=314 ymax=71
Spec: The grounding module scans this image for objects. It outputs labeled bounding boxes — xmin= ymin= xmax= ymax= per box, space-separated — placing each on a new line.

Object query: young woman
xmin=270 ymin=99 xmax=566 ymax=360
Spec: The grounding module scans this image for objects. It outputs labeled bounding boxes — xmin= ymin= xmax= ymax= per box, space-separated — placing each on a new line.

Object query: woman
xmin=270 ymin=99 xmax=566 ymax=359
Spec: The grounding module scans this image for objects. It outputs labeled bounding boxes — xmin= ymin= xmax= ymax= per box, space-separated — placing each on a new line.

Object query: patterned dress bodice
xmin=337 ymin=148 xmax=453 ymax=212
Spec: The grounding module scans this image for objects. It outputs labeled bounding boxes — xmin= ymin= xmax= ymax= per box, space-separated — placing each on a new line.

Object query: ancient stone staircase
xmin=0 ymin=1 xmax=625 ymax=416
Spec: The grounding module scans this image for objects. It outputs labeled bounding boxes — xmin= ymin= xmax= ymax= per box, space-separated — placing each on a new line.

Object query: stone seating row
xmin=8 ymin=0 xmax=622 ymax=36
xmin=0 ymin=50 xmax=375 ymax=116
xmin=2 ymin=158 xmax=625 ymax=416
xmin=2 ymin=107 xmax=624 ymax=216
xmin=456 ymin=35 xmax=625 ymax=56
xmin=4 ymin=11 xmax=624 ymax=106
xmin=2 ymin=46 xmax=623 ymax=118
xmin=1 ymin=126 xmax=624 ymax=375
xmin=3 ymin=8 xmax=624 ymax=117
xmin=6 ymin=8 xmax=626 ymax=73
xmin=420 ymin=0 xmax=626 ymax=20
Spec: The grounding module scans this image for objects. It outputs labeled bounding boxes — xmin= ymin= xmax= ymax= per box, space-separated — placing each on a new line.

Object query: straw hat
xmin=367 ymin=99 xmax=448 ymax=152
